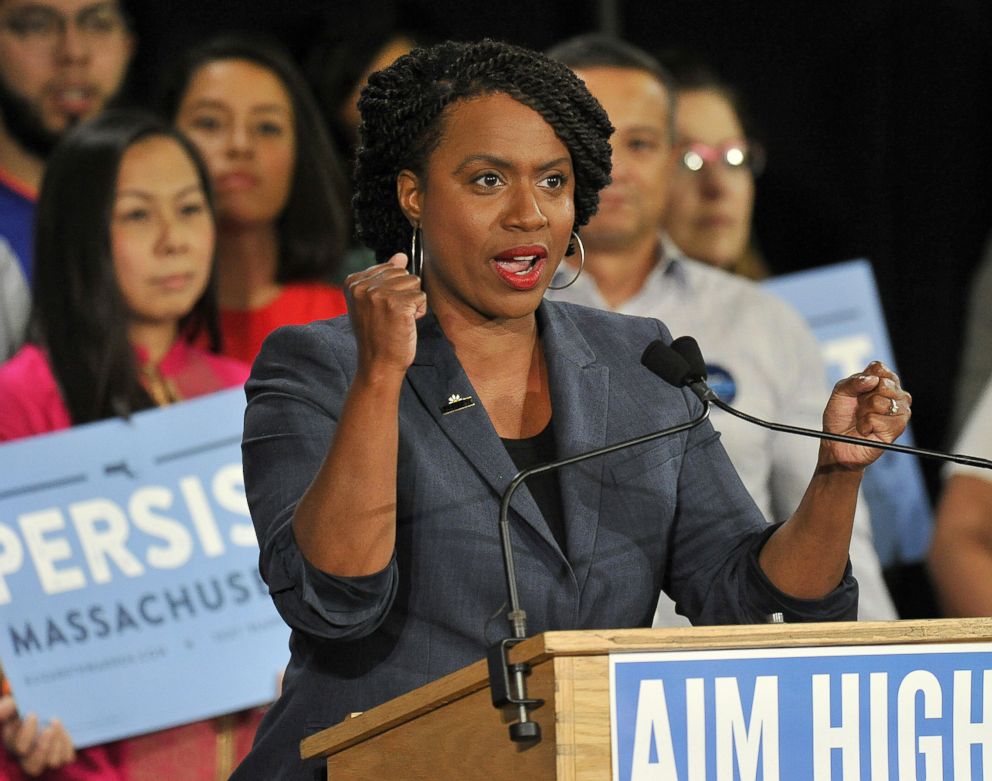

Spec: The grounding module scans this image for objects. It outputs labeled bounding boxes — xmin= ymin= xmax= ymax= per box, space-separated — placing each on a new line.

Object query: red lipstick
xmin=491 ymin=246 xmax=548 ymax=291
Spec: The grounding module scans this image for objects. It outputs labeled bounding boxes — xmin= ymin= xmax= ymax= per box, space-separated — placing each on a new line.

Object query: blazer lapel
xmin=539 ymin=303 xmax=609 ymax=592
xmin=404 ymin=314 xmax=554 ymax=550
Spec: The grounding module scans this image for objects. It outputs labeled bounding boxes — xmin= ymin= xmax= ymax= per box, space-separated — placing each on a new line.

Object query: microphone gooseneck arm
xmin=489 ymin=397 xmax=711 ymax=743
xmin=708 ymin=395 xmax=992 ymax=469
xmin=497 ymin=403 xmax=712 ymax=640
xmin=654 ymin=335 xmax=992 ymax=471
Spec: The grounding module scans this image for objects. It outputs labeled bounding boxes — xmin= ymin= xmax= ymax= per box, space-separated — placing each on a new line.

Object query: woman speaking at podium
xmin=232 ymin=39 xmax=911 ymax=780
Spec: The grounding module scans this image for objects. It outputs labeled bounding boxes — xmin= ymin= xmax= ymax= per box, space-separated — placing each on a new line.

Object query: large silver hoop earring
xmin=548 ymin=232 xmax=585 ymax=290
xmin=410 ymin=224 xmax=423 ymax=277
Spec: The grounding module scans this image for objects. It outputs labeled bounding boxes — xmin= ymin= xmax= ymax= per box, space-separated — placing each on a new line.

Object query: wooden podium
xmin=301 ymin=618 xmax=992 ymax=779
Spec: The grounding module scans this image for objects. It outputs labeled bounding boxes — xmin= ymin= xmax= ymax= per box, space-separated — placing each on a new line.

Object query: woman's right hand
xmin=1 ymin=695 xmax=76 ymax=776
xmin=345 ymin=253 xmax=427 ymax=383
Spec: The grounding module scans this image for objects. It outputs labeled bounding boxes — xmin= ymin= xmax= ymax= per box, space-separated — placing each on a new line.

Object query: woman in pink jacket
xmin=0 ymin=110 xmax=258 ymax=780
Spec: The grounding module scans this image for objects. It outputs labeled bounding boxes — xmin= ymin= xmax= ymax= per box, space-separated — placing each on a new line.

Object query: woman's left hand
xmin=818 ymin=361 xmax=912 ymax=471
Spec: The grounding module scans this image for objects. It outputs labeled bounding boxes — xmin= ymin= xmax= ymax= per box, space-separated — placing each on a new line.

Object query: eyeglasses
xmin=675 ymin=140 xmax=766 ymax=177
xmin=0 ymin=3 xmax=127 ymax=46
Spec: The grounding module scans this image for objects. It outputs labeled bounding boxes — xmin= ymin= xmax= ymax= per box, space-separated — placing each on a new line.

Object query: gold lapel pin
xmin=441 ymin=393 xmax=476 ymax=415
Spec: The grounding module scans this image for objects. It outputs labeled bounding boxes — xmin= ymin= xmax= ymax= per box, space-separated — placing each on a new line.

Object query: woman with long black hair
xmin=0 ymin=109 xmax=255 ymax=780
xmin=162 ymin=34 xmax=351 ymax=364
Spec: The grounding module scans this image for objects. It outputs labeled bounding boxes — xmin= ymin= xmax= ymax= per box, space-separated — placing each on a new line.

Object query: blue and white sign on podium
xmin=0 ymin=388 xmax=288 ymax=747
xmin=611 ymin=643 xmax=992 ymax=780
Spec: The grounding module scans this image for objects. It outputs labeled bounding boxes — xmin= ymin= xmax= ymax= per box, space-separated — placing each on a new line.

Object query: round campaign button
xmin=706 ymin=364 xmax=737 ymax=404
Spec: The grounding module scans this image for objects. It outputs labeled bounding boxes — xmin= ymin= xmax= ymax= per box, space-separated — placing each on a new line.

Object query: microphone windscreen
xmin=641 ymin=340 xmax=693 ymax=388
xmin=671 ymin=336 xmax=707 ymax=380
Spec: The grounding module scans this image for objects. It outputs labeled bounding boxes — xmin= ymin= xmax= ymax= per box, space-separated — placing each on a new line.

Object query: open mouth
xmin=491 ymin=251 xmax=547 ymax=290
xmin=51 ymin=85 xmax=97 ymax=115
xmin=494 ymin=254 xmax=542 ymax=275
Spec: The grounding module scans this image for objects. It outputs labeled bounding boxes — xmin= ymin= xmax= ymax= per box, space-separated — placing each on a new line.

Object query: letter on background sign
xmin=212 ymin=464 xmax=256 ymax=547
xmin=129 ymin=486 xmax=194 ymax=569
xmin=822 ymin=335 xmax=874 ymax=378
xmin=0 ymin=522 xmax=24 ymax=604
xmin=69 ymin=498 xmax=144 ymax=583
xmin=18 ymin=508 xmax=86 ymax=595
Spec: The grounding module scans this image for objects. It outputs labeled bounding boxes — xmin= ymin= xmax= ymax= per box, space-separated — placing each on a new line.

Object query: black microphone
xmin=671 ymin=335 xmax=708 ymax=381
xmin=488 ymin=347 xmax=712 ymax=743
xmin=643 ymin=337 xmax=719 ymax=405
xmin=643 ymin=336 xmax=992 ymax=471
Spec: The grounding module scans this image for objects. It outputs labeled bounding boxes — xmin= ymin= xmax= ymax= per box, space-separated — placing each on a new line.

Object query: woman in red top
xmin=163 ymin=35 xmax=351 ymax=365
xmin=0 ymin=110 xmax=261 ymax=779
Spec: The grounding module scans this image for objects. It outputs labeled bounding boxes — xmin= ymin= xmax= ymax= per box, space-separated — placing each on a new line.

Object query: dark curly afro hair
xmin=354 ymin=39 xmax=614 ymax=260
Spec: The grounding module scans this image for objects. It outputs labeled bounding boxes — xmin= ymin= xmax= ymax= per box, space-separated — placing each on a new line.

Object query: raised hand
xmin=345 ymin=253 xmax=427 ymax=382
xmin=819 ymin=361 xmax=912 ymax=471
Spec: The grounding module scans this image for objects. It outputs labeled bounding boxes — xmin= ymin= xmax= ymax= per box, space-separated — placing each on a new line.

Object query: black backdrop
xmin=126 ymin=0 xmax=992 ymax=615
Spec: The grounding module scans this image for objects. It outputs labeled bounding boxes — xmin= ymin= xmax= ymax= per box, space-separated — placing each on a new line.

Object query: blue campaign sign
xmin=763 ymin=260 xmax=933 ymax=566
xmin=611 ymin=643 xmax=992 ymax=781
xmin=0 ymin=388 xmax=288 ymax=747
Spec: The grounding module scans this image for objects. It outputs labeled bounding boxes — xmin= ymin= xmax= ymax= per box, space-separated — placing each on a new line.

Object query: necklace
xmin=139 ymin=363 xmax=182 ymax=406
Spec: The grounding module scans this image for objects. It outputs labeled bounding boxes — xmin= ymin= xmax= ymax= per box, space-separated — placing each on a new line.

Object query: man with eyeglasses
xmin=547 ymin=35 xmax=897 ymax=623
xmin=0 ymin=0 xmax=134 ymax=360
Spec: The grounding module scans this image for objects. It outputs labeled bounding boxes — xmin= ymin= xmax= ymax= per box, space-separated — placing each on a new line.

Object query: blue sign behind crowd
xmin=764 ymin=260 xmax=933 ymax=566
xmin=611 ymin=644 xmax=992 ymax=781
xmin=0 ymin=388 xmax=288 ymax=747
